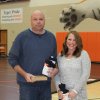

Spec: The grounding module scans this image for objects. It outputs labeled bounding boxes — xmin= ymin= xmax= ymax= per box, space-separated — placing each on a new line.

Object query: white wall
xmin=29 ymin=0 xmax=82 ymax=7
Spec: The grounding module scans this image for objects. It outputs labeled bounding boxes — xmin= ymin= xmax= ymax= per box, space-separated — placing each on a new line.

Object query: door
xmin=0 ymin=30 xmax=7 ymax=57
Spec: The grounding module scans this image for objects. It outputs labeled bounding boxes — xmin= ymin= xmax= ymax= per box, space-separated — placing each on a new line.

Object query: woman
xmin=54 ymin=31 xmax=91 ymax=100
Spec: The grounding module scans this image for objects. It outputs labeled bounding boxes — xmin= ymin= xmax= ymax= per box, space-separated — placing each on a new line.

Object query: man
xmin=8 ymin=10 xmax=58 ymax=100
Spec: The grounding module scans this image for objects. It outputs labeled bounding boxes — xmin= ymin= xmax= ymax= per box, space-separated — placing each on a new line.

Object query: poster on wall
xmin=1 ymin=8 xmax=23 ymax=23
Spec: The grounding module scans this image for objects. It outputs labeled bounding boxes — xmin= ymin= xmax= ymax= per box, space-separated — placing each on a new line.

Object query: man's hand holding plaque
xmin=31 ymin=56 xmax=57 ymax=82
xmin=30 ymin=75 xmax=47 ymax=82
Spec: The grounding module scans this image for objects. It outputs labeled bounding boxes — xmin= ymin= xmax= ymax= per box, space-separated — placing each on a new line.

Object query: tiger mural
xmin=60 ymin=0 xmax=100 ymax=30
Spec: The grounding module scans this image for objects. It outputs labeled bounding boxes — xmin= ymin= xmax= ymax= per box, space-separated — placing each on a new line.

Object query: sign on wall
xmin=1 ymin=8 xmax=23 ymax=23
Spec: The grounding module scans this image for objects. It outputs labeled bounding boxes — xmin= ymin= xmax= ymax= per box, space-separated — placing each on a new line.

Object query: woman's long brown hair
xmin=61 ymin=31 xmax=83 ymax=57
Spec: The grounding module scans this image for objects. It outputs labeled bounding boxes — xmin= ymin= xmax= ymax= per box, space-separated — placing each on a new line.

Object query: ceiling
xmin=0 ymin=0 xmax=29 ymax=4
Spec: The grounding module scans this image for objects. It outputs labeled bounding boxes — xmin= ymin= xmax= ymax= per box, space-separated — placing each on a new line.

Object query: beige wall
xmin=0 ymin=1 xmax=100 ymax=54
xmin=29 ymin=0 xmax=84 ymax=7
